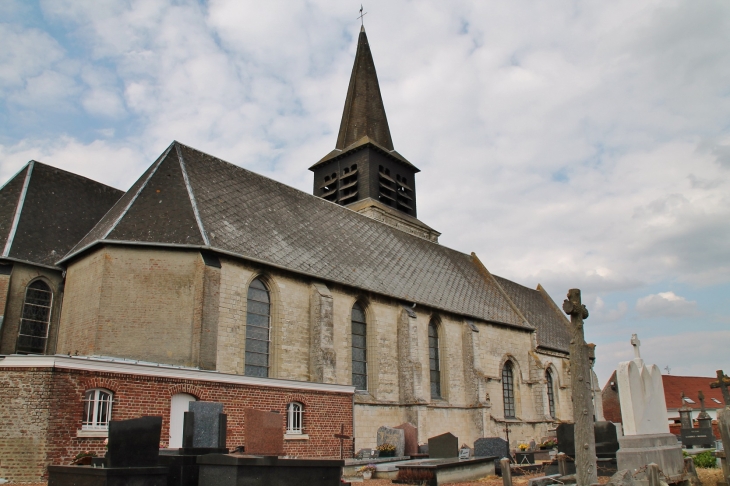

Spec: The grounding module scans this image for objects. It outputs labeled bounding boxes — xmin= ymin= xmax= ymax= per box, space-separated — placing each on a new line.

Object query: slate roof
xmin=491 ymin=276 xmax=571 ymax=352
xmin=0 ymin=161 xmax=123 ymax=268
xmin=63 ymin=141 xmax=546 ymax=334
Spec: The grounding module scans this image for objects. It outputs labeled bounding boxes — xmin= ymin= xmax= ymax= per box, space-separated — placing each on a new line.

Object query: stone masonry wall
xmin=58 ymin=247 xmax=205 ymax=367
xmin=0 ymin=365 xmax=353 ymax=482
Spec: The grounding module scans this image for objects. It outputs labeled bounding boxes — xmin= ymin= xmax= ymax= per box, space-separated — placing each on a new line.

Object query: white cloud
xmin=0 ymin=0 xmax=729 ymax=356
xmin=636 ymin=291 xmax=699 ymax=318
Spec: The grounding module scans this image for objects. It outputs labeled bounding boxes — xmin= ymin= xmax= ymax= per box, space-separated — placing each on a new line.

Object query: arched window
xmin=16 ymin=280 xmax=53 ymax=354
xmin=245 ymin=278 xmax=270 ymax=377
xmin=546 ymin=370 xmax=556 ymax=419
xmin=351 ymin=303 xmax=367 ymax=391
xmin=429 ymin=320 xmax=441 ymax=399
xmin=82 ymin=389 xmax=113 ymax=430
xmin=502 ymin=361 xmax=516 ymax=418
xmin=286 ymin=402 xmax=303 ymax=434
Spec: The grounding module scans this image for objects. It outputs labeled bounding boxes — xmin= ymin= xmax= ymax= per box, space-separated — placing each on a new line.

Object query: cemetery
xmin=4 ymin=294 xmax=729 ymax=486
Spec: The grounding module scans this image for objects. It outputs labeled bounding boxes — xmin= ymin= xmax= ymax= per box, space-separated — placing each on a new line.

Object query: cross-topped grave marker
xmin=334 ymin=424 xmax=351 ymax=460
xmin=711 ymin=370 xmax=730 ymax=406
xmin=563 ymin=288 xmax=597 ymax=486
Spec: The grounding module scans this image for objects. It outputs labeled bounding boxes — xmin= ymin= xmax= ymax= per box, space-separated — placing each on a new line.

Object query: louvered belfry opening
xmin=310 ymin=26 xmax=420 ymax=218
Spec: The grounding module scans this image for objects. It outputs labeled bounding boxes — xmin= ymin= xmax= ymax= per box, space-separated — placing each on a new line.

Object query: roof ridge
xmin=536 ymin=284 xmax=571 ymax=325
xmin=2 ymin=161 xmax=34 ymax=257
xmin=175 ymin=143 xmax=209 ymax=246
xmin=100 ymin=142 xmax=174 ymax=240
xmin=470 ymin=252 xmax=533 ymax=329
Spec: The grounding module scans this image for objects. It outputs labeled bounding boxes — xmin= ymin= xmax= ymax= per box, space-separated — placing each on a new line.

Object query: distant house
xmin=602 ymin=372 xmax=725 ymax=424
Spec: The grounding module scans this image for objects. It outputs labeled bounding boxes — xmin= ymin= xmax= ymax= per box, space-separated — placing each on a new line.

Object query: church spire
xmin=336 ymin=27 xmax=394 ymax=151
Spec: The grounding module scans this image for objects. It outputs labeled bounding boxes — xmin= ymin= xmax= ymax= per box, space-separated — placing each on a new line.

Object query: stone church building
xmin=0 ymin=27 xmax=574 ymax=481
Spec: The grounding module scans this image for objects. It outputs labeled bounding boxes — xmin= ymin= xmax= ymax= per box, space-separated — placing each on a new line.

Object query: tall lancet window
xmin=245 ymin=278 xmax=271 ymax=377
xmin=429 ymin=320 xmax=441 ymax=399
xmin=351 ymin=303 xmax=367 ymax=391
xmin=16 ymin=280 xmax=53 ymax=354
xmin=546 ymin=370 xmax=556 ymax=419
xmin=502 ymin=361 xmax=516 ymax=418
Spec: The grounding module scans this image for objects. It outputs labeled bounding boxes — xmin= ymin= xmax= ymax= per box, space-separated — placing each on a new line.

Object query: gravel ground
xmin=11 ymin=467 xmax=722 ymax=485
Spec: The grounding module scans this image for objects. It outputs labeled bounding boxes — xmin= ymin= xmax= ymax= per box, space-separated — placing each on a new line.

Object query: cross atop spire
xmin=358 ymin=5 xmax=367 ymax=27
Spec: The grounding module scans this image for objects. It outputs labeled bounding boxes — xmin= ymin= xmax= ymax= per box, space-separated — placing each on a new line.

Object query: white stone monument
xmin=617 ymin=334 xmax=669 ymax=435
xmin=616 ymin=334 xmax=684 ymax=481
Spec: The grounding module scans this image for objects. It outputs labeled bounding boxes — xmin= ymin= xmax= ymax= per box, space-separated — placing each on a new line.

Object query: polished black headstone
xmin=474 ymin=437 xmax=509 ymax=459
xmin=107 ymin=416 xmax=163 ymax=468
xmin=557 ymin=421 xmax=619 ymax=459
xmin=428 ymin=432 xmax=458 ymax=458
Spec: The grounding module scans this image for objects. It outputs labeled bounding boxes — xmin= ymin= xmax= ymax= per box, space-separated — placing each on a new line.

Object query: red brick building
xmin=602 ymin=371 xmax=723 ymax=438
xmin=0 ymin=355 xmax=354 ymax=482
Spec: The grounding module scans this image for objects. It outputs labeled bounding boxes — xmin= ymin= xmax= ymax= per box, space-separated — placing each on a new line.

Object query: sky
xmin=1 ymin=0 xmax=728 ymax=386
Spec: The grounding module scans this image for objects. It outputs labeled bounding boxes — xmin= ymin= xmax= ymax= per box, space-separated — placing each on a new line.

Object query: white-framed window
xmin=82 ymin=389 xmax=113 ymax=430
xmin=286 ymin=402 xmax=303 ymax=434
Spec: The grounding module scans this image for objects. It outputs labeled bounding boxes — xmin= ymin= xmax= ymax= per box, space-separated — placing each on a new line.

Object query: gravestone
xmin=243 ymin=408 xmax=284 ymax=456
xmin=428 ymin=432 xmax=458 ymax=458
xmin=680 ymin=393 xmax=714 ymax=448
xmin=394 ymin=422 xmax=419 ymax=456
xmin=616 ymin=334 xmax=684 ymax=481
xmin=474 ymin=438 xmax=509 ymax=459
xmin=48 ymin=416 xmax=167 ymax=486
xmin=711 ymin=370 xmax=730 ymax=486
xmin=377 ymin=426 xmax=405 ymax=457
xmin=108 ymin=416 xmax=163 ymax=467
xmin=160 ymin=402 xmax=228 ymax=486
xmin=557 ymin=422 xmax=619 ymax=459
xmin=184 ymin=401 xmax=227 ymax=449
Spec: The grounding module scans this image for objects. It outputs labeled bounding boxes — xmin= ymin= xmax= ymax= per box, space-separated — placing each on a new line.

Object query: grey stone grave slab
xmin=183 ymin=401 xmax=227 ymax=450
xmin=474 ymin=437 xmax=509 ymax=459
xmin=377 ymin=426 xmax=405 ymax=458
xmin=428 ymin=432 xmax=458 ymax=458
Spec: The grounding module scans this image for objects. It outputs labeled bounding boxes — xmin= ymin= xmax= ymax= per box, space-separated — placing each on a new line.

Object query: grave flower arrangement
xmin=376 ymin=443 xmax=397 ymax=457
xmin=357 ymin=464 xmax=377 ymax=474
xmin=72 ymin=450 xmax=97 ymax=465
xmin=539 ymin=439 xmax=557 ymax=449
xmin=517 ymin=443 xmax=529 ymax=451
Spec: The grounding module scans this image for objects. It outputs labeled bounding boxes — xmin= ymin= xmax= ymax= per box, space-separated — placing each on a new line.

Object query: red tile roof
xmin=662 ymin=375 xmax=725 ymax=410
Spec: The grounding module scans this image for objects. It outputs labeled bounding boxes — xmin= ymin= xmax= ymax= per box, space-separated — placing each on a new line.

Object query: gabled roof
xmin=0 ymin=161 xmax=123 ymax=268
xmin=63 ymin=141 xmax=543 ymax=333
xmin=491 ymin=276 xmax=572 ymax=352
xmin=662 ymin=375 xmax=726 ymax=410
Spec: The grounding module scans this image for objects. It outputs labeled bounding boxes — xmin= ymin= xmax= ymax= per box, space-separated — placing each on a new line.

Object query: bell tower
xmin=310 ymin=27 xmax=439 ymax=242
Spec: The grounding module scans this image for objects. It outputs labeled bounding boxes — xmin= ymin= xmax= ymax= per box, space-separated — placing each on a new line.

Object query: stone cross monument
xmin=711 ymin=370 xmax=730 ymax=485
xmin=563 ymin=289 xmax=597 ymax=486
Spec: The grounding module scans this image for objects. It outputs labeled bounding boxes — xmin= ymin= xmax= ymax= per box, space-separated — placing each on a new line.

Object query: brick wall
xmin=601 ymin=371 xmax=622 ymax=423
xmin=0 ymin=363 xmax=353 ymax=482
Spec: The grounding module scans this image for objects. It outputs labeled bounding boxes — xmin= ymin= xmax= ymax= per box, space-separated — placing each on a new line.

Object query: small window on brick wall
xmin=82 ymin=389 xmax=113 ymax=430
xmin=286 ymin=402 xmax=303 ymax=434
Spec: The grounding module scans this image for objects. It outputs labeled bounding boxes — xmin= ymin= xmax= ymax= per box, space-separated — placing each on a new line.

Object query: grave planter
xmin=363 ymin=470 xmax=373 ymax=480
xmin=515 ymin=452 xmax=535 ymax=464
xmin=379 ymin=450 xmax=395 ymax=458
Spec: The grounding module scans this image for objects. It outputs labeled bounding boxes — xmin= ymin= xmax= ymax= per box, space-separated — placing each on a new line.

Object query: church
xmin=0 ymin=27 xmax=575 ymax=482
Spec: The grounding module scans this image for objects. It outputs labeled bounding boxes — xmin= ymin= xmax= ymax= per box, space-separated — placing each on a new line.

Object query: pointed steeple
xmin=336 ymin=27 xmax=393 ymax=151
